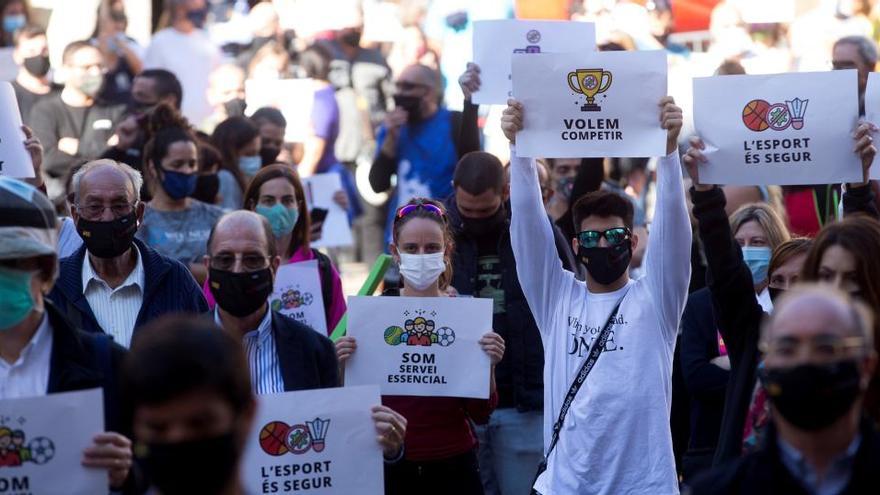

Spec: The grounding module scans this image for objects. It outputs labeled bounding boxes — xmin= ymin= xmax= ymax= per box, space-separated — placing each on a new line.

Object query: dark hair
xmin=769 ymin=237 xmax=812 ymax=278
xmin=299 ymin=44 xmax=332 ymax=81
xmin=196 ymin=137 xmax=222 ymax=173
xmin=12 ymin=24 xmax=43 ymax=46
xmin=391 ymin=197 xmax=454 ymax=290
xmin=62 ymin=39 xmax=97 ymax=65
xmin=572 ymin=190 xmax=634 ymax=232
xmin=142 ymin=103 xmax=197 ymax=195
xmin=556 ymin=158 xmax=605 ymax=240
xmin=207 ymin=210 xmax=278 ymax=259
xmin=251 ymin=107 xmax=287 ymax=129
xmin=242 ymin=164 xmax=311 ymax=257
xmin=0 ymin=0 xmax=29 ymax=47
xmin=212 ymin=116 xmax=260 ymax=194
xmin=452 ymin=151 xmax=505 ymax=195
xmin=138 ymin=69 xmax=183 ymax=109
xmin=122 ymin=315 xmax=253 ymax=420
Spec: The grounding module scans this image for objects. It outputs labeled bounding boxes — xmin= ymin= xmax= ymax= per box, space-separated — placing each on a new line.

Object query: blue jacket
xmin=49 ymin=238 xmax=208 ymax=338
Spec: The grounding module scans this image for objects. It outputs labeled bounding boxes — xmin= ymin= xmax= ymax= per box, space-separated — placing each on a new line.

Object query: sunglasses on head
xmin=577 ymin=227 xmax=631 ymax=249
xmin=396 ymin=201 xmax=444 ymax=219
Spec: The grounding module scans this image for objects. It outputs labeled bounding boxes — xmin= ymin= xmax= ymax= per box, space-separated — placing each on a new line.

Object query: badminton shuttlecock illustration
xmin=785 ymin=98 xmax=808 ymax=130
xmin=306 ymin=417 xmax=331 ymax=453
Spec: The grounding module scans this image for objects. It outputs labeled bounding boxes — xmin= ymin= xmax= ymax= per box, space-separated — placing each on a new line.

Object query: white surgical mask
xmin=399 ymin=252 xmax=446 ymax=291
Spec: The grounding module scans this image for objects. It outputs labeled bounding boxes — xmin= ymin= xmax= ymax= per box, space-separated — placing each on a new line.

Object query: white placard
xmin=472 ymin=20 xmax=596 ymax=105
xmin=302 ymin=174 xmax=353 ymax=248
xmin=345 ymin=296 xmax=492 ymax=399
xmin=270 ymin=260 xmax=328 ymax=335
xmin=0 ymin=389 xmax=105 ymax=493
xmin=241 ymin=385 xmax=384 ymax=495
xmin=694 ymin=70 xmax=861 ymax=186
xmin=245 ymin=79 xmax=314 ymax=143
xmin=0 ymin=82 xmax=34 ymax=178
xmin=511 ymin=50 xmax=668 ymax=158
xmin=863 ymin=73 xmax=880 ymax=180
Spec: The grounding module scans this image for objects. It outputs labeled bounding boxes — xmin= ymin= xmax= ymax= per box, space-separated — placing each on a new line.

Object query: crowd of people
xmin=4 ymin=0 xmax=880 ymax=494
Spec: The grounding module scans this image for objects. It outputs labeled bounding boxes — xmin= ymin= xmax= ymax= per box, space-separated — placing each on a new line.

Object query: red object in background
xmin=515 ymin=0 xmax=571 ymax=20
xmin=672 ymin=0 xmax=721 ymax=32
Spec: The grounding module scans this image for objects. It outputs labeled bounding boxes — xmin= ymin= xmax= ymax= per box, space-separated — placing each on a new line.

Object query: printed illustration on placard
xmin=513 ymin=29 xmax=542 ymax=54
xmin=568 ymin=68 xmax=613 ymax=112
xmin=742 ymin=98 xmax=809 ymax=132
xmin=259 ymin=417 xmax=330 ymax=457
xmin=270 ymin=284 xmax=314 ymax=313
xmin=383 ymin=310 xmax=456 ymax=347
xmin=0 ymin=420 xmax=55 ymax=468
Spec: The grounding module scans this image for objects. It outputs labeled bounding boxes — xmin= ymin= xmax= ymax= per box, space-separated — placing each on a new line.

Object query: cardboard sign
xmin=345 ymin=296 xmax=493 ymax=399
xmin=241 ymin=385 xmax=384 ymax=495
xmin=270 ymin=260 xmax=328 ymax=335
xmin=472 ymin=20 xmax=596 ymax=105
xmin=245 ymin=79 xmax=314 ymax=143
xmin=0 ymin=82 xmax=34 ymax=178
xmin=0 ymin=389 xmax=105 ymax=494
xmin=302 ymin=174 xmax=353 ymax=248
xmin=862 ymin=73 xmax=880 ymax=180
xmin=511 ymin=50 xmax=668 ymax=158
xmin=694 ymin=70 xmax=862 ymax=186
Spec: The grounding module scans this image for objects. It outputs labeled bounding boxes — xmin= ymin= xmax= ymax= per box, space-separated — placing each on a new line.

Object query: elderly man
xmin=686 ymin=285 xmax=880 ymax=494
xmin=0 ymin=177 xmax=133 ymax=492
xmin=832 ymin=35 xmax=877 ymax=116
xmin=49 ymin=160 xmax=207 ymax=347
xmin=205 ymin=210 xmax=407 ymax=460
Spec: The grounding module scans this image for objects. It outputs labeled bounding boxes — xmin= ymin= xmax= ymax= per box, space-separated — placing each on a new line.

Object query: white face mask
xmin=398 ymin=252 xmax=446 ymax=291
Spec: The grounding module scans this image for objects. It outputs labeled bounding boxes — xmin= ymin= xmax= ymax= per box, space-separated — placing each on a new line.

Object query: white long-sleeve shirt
xmin=510 ymin=146 xmax=691 ymax=495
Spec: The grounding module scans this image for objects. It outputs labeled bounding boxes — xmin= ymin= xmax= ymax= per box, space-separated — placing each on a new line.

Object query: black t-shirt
xmin=11 ymin=80 xmax=59 ymax=126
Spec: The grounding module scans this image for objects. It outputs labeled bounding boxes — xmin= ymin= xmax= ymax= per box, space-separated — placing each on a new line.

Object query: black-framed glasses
xmin=759 ymin=335 xmax=866 ymax=362
xmin=209 ymin=254 xmax=271 ymax=271
xmin=74 ymin=202 xmax=137 ymax=220
xmin=396 ymin=201 xmax=444 ymax=220
xmin=576 ymin=227 xmax=631 ymax=249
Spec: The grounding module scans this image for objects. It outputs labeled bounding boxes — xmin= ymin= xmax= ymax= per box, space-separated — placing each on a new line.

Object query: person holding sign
xmin=502 ymin=97 xmax=690 ymax=494
xmin=336 ymin=198 xmax=505 ymax=495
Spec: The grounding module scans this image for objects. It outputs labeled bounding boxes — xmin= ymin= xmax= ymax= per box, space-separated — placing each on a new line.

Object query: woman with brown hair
xmin=335 ymin=198 xmax=504 ymax=494
xmin=212 ymin=116 xmax=261 ymax=209
xmin=0 ymin=0 xmax=29 ymax=48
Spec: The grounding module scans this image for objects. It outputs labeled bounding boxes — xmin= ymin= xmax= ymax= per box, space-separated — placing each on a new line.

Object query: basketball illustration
xmin=742 ymin=99 xmax=770 ymax=131
xmin=384 ymin=326 xmax=404 ymax=345
xmin=259 ymin=421 xmax=291 ymax=456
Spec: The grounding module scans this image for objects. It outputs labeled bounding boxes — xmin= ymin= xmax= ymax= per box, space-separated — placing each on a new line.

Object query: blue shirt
xmin=778 ymin=433 xmax=861 ymax=495
xmin=214 ymin=308 xmax=284 ymax=395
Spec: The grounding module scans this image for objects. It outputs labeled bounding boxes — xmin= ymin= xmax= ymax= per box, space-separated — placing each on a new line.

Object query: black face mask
xmin=223 ymin=98 xmax=247 ymax=118
xmin=23 ymin=54 xmax=50 ymax=77
xmin=760 ymin=360 xmax=862 ymax=431
xmin=461 ymin=205 xmax=506 ymax=238
xmin=578 ymin=240 xmax=632 ymax=286
xmin=209 ymin=267 xmax=273 ymax=317
xmin=186 ymin=7 xmax=209 ymax=29
xmin=393 ymin=94 xmax=422 ymax=123
xmin=192 ymin=174 xmax=220 ymax=204
xmin=339 ymin=30 xmax=362 ymax=47
xmin=76 ymin=212 xmax=138 ymax=259
xmin=260 ymin=147 xmax=281 ymax=166
xmin=137 ymin=431 xmax=239 ymax=495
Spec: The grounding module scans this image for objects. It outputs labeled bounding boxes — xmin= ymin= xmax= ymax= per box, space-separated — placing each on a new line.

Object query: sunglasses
xmin=577 ymin=227 xmax=631 ymax=249
xmin=396 ymin=202 xmax=444 ymax=219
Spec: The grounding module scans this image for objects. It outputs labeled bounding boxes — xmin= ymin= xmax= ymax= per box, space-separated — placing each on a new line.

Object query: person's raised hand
xmin=22 ymin=126 xmax=43 ymax=180
xmin=660 ymin=96 xmax=683 ymax=156
xmin=332 ymin=190 xmax=349 ymax=212
xmin=384 ymin=107 xmax=408 ymax=139
xmin=852 ymin=121 xmax=877 ymax=186
xmin=371 ymin=405 xmax=407 ymax=459
xmin=335 ymin=336 xmax=357 ymax=364
xmin=682 ymin=136 xmax=713 ymax=192
xmin=479 ymin=331 xmax=505 ymax=365
xmin=459 ymin=62 xmax=482 ymax=101
xmin=501 ymin=99 xmax=524 ymax=145
xmin=82 ymin=432 xmax=133 ymax=490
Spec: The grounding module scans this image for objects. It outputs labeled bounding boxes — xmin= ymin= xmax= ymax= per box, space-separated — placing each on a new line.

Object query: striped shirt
xmin=82 ymin=245 xmax=145 ymax=348
xmin=214 ymin=309 xmax=284 ymax=395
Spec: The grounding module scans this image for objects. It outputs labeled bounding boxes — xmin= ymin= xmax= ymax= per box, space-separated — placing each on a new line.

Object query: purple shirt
xmin=312 ymin=85 xmax=340 ymax=173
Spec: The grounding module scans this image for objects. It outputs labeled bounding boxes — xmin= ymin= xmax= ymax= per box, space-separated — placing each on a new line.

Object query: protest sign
xmin=245 ymin=79 xmax=314 ymax=142
xmin=0 ymin=82 xmax=34 ymax=178
xmin=472 ymin=20 xmax=596 ymax=105
xmin=270 ymin=260 xmax=327 ymax=335
xmin=0 ymin=389 xmax=105 ymax=494
xmin=241 ymin=385 xmax=383 ymax=495
xmin=511 ymin=50 xmax=667 ymax=158
xmin=694 ymin=70 xmax=861 ymax=186
xmin=345 ymin=296 xmax=492 ymax=399
xmin=303 ymin=174 xmax=353 ymax=248
xmin=863 ymin=73 xmax=880 ymax=180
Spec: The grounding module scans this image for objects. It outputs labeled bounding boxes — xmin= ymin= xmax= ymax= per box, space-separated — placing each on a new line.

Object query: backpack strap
xmin=312 ymin=249 xmax=335 ymax=323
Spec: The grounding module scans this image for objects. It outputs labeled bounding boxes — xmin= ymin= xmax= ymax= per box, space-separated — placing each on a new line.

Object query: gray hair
xmin=835 ymin=35 xmax=879 ymax=67
xmin=72 ymin=159 xmax=143 ymax=203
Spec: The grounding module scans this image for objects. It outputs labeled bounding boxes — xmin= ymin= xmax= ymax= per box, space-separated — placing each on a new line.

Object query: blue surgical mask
xmin=160 ymin=168 xmax=198 ymax=200
xmin=742 ymin=246 xmax=772 ymax=285
xmin=3 ymin=14 xmax=26 ymax=34
xmin=239 ymin=155 xmax=262 ymax=177
xmin=0 ymin=267 xmax=35 ymax=331
xmin=256 ymin=204 xmax=300 ymax=238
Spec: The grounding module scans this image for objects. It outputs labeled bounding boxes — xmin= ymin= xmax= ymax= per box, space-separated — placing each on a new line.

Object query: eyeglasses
xmin=74 ymin=202 xmax=137 ymax=220
xmin=395 ymin=81 xmax=430 ymax=92
xmin=209 ymin=253 xmax=271 ymax=271
xmin=396 ymin=202 xmax=445 ymax=220
xmin=760 ymin=335 xmax=867 ymax=363
xmin=576 ymin=227 xmax=631 ymax=249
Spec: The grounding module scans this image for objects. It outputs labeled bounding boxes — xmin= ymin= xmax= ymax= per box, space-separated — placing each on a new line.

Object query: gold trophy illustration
xmin=567 ymin=69 xmax=613 ymax=112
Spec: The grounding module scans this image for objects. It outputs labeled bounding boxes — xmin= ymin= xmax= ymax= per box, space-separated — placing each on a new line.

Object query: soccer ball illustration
xmin=29 ymin=437 xmax=55 ymax=465
xmin=436 ymin=327 xmax=456 ymax=347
